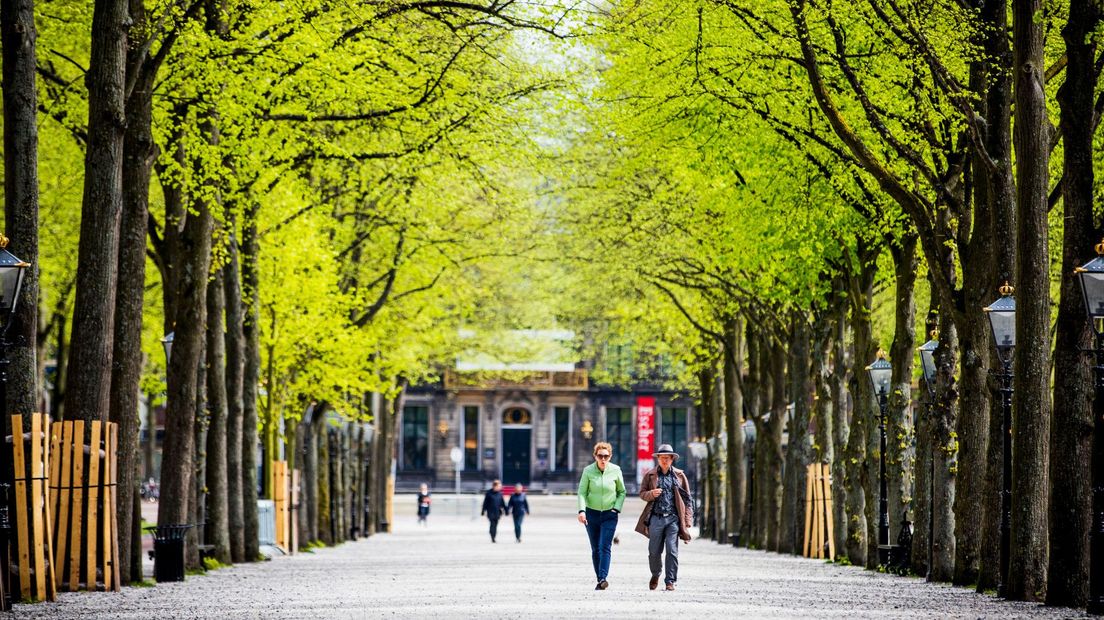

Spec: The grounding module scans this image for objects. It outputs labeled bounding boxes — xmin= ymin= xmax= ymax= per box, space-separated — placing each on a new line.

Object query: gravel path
xmin=16 ymin=496 xmax=1084 ymax=619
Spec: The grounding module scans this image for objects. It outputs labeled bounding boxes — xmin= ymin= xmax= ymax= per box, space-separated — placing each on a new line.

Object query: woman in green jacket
xmin=577 ymin=441 xmax=626 ymax=590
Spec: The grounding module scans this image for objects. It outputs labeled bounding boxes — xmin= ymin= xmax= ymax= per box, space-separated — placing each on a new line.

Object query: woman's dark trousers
xmin=584 ymin=508 xmax=618 ymax=581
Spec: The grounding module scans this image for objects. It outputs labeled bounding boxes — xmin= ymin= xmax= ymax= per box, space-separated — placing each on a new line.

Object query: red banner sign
xmin=636 ymin=396 xmax=656 ymax=483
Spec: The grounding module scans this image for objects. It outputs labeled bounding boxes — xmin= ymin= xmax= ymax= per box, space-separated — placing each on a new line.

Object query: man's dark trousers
xmin=648 ymin=513 xmax=679 ymax=584
xmin=488 ymin=517 xmax=499 ymax=542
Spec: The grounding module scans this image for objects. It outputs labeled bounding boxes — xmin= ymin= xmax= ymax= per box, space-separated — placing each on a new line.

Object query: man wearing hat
xmin=635 ymin=444 xmax=694 ymax=591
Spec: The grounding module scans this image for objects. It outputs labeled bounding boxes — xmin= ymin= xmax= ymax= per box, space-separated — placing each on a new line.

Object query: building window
xmin=660 ymin=407 xmax=688 ymax=460
xmin=402 ymin=405 xmax=429 ymax=470
xmin=553 ymin=406 xmax=571 ymax=471
xmin=463 ymin=405 xmax=479 ymax=471
xmin=502 ymin=407 xmax=531 ymax=425
xmin=605 ymin=407 xmax=633 ymax=467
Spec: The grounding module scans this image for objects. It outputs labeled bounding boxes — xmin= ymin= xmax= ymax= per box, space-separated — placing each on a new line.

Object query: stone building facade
xmin=397 ymin=369 xmax=698 ymax=493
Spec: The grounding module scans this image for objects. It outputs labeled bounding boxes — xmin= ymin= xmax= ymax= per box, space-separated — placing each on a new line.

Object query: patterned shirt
xmin=656 ymin=467 xmax=676 ymax=515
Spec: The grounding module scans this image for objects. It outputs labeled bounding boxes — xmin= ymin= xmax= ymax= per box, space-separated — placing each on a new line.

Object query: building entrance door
xmin=501 ymin=428 xmax=531 ymax=486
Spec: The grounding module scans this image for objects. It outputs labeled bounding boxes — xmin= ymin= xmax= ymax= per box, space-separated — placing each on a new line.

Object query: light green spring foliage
xmin=28 ymin=0 xmax=1094 ymax=414
xmin=540 ymin=0 xmax=887 ymax=384
xmin=32 ymin=0 xmax=586 ymax=420
xmin=542 ymin=0 xmax=1085 ymax=384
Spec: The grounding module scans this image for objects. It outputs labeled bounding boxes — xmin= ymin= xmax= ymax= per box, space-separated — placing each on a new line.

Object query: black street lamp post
xmin=1076 ymin=240 xmax=1104 ymax=615
xmin=984 ymin=283 xmax=1015 ymax=598
xmin=0 ymin=234 xmax=30 ymax=611
xmin=918 ymin=332 xmax=938 ymax=578
xmin=866 ymin=350 xmax=892 ymax=565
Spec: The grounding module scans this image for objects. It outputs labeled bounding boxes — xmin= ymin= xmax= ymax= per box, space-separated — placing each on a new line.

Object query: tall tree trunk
xmin=49 ymin=315 xmax=65 ymax=420
xmin=224 ymin=227 xmax=246 ymax=563
xmin=367 ymin=395 xmax=383 ymax=535
xmin=955 ymin=172 xmax=996 ymax=586
xmin=766 ymin=336 xmax=786 ymax=552
xmin=974 ymin=0 xmax=1017 ymax=593
xmin=318 ymin=424 xmax=332 ymax=546
xmin=205 ymin=268 xmax=231 ymax=564
xmin=1044 ymin=0 xmax=1099 ymax=607
xmin=913 ymin=379 xmax=933 ymax=577
xmin=376 ymin=386 xmax=403 ymax=532
xmin=888 ymin=235 xmax=917 ymax=548
xmin=846 ymin=250 xmax=875 ymax=566
xmin=811 ymin=310 xmax=833 ymax=496
xmin=106 ymin=64 xmax=154 ymax=586
xmin=743 ymin=325 xmax=761 ymax=546
xmin=723 ymin=317 xmax=746 ymax=546
xmin=930 ymin=314 xmax=959 ymax=582
xmin=697 ymin=365 xmax=716 ymax=541
xmin=63 ymin=0 xmax=129 ymax=424
xmin=298 ymin=407 xmax=316 ymax=543
xmin=913 ymin=308 xmax=940 ymax=578
xmin=189 ymin=350 xmax=207 ymax=569
xmin=829 ymin=301 xmax=850 ymax=560
xmin=781 ymin=313 xmax=811 ymax=555
xmin=241 ymin=200 xmax=261 ymax=560
xmin=709 ymin=369 xmax=724 ymax=541
xmin=754 ymin=330 xmax=772 ymax=549
xmin=157 ymin=132 xmax=215 ymax=556
xmin=1007 ymin=0 xmax=1051 ymax=602
xmin=1 ymin=0 xmax=40 ymax=424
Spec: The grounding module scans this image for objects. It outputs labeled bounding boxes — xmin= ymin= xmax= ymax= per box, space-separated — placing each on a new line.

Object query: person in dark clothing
xmin=481 ymin=479 xmax=507 ymax=542
xmin=506 ymin=483 xmax=530 ymax=542
xmin=417 ymin=483 xmax=431 ymax=526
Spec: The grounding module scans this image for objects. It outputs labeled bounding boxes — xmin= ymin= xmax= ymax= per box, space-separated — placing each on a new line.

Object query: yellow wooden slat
xmin=31 ymin=415 xmax=46 ymax=599
xmin=12 ymin=415 xmax=31 ymax=598
xmin=808 ymin=461 xmax=816 ymax=558
xmin=85 ymin=422 xmax=101 ymax=591
xmin=291 ymin=469 xmax=300 ymax=554
xmin=108 ymin=424 xmax=119 ymax=590
xmin=813 ymin=464 xmax=823 ymax=560
xmin=45 ymin=417 xmax=58 ymax=600
xmin=822 ymin=463 xmax=836 ymax=561
xmin=53 ymin=422 xmax=71 ymax=590
xmin=99 ymin=423 xmax=110 ymax=592
xmin=68 ymin=420 xmax=85 ymax=592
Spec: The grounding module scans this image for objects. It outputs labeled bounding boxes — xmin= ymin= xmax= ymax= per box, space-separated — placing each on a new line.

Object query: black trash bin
xmin=146 ymin=524 xmax=192 ymax=582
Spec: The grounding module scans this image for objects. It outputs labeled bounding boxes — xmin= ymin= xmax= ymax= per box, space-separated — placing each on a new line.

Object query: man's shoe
xmin=649 ymin=576 xmax=659 ymax=590
xmin=665 ymin=583 xmax=675 ymax=591
xmin=597 ymin=580 xmax=609 ymax=590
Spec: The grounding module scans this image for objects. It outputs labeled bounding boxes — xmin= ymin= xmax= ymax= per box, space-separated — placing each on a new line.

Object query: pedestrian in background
xmin=481 ymin=479 xmax=507 ymax=542
xmin=417 ymin=483 xmax=431 ymax=526
xmin=636 ymin=444 xmax=693 ymax=591
xmin=577 ymin=442 xmax=626 ymax=590
xmin=507 ymin=483 xmax=530 ymax=542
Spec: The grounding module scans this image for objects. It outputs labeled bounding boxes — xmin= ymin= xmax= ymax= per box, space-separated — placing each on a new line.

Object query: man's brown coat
xmin=634 ymin=466 xmax=693 ymax=541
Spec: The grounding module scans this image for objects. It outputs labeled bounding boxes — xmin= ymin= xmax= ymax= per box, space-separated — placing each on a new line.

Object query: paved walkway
xmin=19 ymin=496 xmax=1084 ymax=618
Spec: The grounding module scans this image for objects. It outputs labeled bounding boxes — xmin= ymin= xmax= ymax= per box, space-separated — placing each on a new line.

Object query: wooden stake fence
xmin=10 ymin=414 xmax=55 ymax=602
xmin=272 ymin=462 xmax=300 ymax=554
xmin=802 ymin=462 xmax=835 ymax=561
xmin=48 ymin=420 xmax=119 ymax=592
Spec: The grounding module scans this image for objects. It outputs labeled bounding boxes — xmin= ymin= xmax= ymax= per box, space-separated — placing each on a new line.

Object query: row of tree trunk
xmin=678 ymin=0 xmax=1100 ymax=610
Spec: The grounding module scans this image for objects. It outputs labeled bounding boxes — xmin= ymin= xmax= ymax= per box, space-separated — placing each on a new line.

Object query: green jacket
xmin=577 ymin=462 xmax=627 ymax=513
